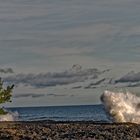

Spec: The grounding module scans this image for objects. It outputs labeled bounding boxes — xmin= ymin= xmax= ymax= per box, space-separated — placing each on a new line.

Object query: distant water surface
xmin=7 ymin=105 xmax=109 ymax=122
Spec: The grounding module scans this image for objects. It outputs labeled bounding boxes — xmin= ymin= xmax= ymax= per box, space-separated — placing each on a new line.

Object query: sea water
xmin=5 ymin=90 xmax=140 ymax=123
xmin=7 ymin=105 xmax=109 ymax=122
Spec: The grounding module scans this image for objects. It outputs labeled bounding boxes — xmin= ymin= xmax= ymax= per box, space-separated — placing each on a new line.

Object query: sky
xmin=1 ymin=0 xmax=140 ymax=107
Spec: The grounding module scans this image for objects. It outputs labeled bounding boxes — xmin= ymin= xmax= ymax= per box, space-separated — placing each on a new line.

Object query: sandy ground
xmin=0 ymin=121 xmax=139 ymax=140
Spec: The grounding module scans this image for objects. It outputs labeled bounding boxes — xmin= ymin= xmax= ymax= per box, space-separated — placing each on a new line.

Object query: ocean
xmin=7 ymin=105 xmax=109 ymax=122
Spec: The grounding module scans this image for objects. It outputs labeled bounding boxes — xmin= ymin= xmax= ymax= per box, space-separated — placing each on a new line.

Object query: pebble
xmin=0 ymin=121 xmax=138 ymax=140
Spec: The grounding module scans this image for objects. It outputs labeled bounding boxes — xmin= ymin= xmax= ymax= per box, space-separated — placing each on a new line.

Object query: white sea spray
xmin=0 ymin=111 xmax=19 ymax=121
xmin=101 ymin=90 xmax=140 ymax=123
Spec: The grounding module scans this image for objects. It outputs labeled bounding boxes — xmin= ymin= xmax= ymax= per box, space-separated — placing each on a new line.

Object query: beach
xmin=0 ymin=121 xmax=139 ymax=140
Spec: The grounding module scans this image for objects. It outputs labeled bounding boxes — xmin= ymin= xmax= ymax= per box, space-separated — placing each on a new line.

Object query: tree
xmin=0 ymin=78 xmax=14 ymax=114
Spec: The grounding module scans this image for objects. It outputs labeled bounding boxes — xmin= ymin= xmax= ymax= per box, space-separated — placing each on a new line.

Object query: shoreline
xmin=0 ymin=121 xmax=139 ymax=139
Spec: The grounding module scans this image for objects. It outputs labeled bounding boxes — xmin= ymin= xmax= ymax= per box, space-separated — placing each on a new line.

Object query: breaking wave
xmin=101 ymin=90 xmax=140 ymax=123
xmin=0 ymin=110 xmax=19 ymax=121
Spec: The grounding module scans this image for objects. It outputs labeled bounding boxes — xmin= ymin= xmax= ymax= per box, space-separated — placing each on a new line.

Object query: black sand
xmin=0 ymin=121 xmax=139 ymax=140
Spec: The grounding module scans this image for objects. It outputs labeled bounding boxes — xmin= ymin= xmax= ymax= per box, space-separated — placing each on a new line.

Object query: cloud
xmin=108 ymin=78 xmax=115 ymax=84
xmin=0 ymin=68 xmax=14 ymax=74
xmin=13 ymin=93 xmax=45 ymax=98
xmin=72 ymin=86 xmax=82 ymax=89
xmin=84 ymin=78 xmax=106 ymax=89
xmin=84 ymin=86 xmax=97 ymax=89
xmin=89 ymin=78 xmax=106 ymax=86
xmin=4 ymin=65 xmax=106 ymax=88
xmin=58 ymin=23 xmax=118 ymax=43
xmin=127 ymin=83 xmax=140 ymax=87
xmin=47 ymin=93 xmax=66 ymax=97
xmin=115 ymin=71 xmax=140 ymax=83
xmin=31 ymin=46 xmax=95 ymax=58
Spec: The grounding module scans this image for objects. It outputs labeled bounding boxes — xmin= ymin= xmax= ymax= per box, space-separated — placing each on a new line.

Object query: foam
xmin=101 ymin=90 xmax=140 ymax=123
xmin=0 ymin=111 xmax=19 ymax=121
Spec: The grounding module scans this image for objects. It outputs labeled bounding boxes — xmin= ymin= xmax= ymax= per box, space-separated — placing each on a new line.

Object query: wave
xmin=0 ymin=110 xmax=19 ymax=121
xmin=101 ymin=90 xmax=140 ymax=123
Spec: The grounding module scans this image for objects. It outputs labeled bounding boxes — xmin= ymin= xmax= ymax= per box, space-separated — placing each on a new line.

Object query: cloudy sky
xmin=1 ymin=0 xmax=140 ymax=107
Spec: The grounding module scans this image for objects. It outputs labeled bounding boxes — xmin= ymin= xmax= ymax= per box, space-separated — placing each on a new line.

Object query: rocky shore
xmin=0 ymin=121 xmax=139 ymax=140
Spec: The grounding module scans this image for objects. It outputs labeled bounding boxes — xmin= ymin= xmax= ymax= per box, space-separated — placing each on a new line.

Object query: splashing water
xmin=101 ymin=90 xmax=140 ymax=123
xmin=0 ymin=110 xmax=19 ymax=121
